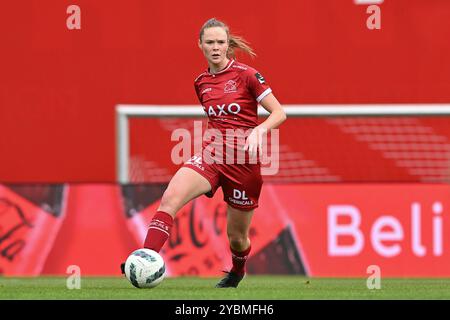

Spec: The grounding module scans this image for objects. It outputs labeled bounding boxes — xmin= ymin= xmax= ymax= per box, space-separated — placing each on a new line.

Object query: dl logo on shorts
xmin=233 ymin=189 xmax=249 ymax=200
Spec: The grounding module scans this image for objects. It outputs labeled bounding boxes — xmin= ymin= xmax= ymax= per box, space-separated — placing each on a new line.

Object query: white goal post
xmin=116 ymin=104 xmax=450 ymax=183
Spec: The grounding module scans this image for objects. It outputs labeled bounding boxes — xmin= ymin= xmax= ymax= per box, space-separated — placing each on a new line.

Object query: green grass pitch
xmin=1 ymin=276 xmax=450 ymax=299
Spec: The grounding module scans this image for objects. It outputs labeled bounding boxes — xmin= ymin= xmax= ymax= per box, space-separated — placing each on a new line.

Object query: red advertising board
xmin=274 ymin=184 xmax=450 ymax=277
xmin=1 ymin=183 xmax=449 ymax=277
xmin=0 ymin=185 xmax=66 ymax=275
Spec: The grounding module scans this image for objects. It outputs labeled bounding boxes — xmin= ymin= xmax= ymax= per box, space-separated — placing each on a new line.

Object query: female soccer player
xmin=128 ymin=18 xmax=286 ymax=288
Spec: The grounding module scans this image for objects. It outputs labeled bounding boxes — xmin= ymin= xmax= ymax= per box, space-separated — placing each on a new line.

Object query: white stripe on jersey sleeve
xmin=256 ymin=88 xmax=272 ymax=103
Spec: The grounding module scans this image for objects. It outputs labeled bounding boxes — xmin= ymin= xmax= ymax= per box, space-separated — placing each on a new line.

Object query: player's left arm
xmin=244 ymin=93 xmax=287 ymax=157
xmin=258 ymin=93 xmax=286 ymax=130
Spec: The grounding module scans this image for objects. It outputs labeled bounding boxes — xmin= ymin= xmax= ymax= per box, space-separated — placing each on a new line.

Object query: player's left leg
xmin=215 ymin=163 xmax=262 ymax=287
xmin=215 ymin=205 xmax=254 ymax=288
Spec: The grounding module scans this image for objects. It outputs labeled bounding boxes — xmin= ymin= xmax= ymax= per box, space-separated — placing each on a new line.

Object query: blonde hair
xmin=199 ymin=18 xmax=256 ymax=59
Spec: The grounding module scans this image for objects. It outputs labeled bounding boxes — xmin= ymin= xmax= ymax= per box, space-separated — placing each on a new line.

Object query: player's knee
xmin=159 ymin=188 xmax=182 ymax=216
xmin=227 ymin=233 xmax=248 ymax=250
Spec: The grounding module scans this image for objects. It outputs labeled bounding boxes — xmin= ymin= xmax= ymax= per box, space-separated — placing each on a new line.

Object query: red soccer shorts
xmin=182 ymin=154 xmax=263 ymax=211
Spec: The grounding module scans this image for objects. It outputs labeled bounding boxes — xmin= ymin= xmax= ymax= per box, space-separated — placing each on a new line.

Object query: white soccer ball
xmin=124 ymin=248 xmax=166 ymax=288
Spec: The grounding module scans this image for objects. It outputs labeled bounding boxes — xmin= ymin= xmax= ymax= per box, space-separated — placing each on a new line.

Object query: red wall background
xmin=1 ymin=0 xmax=450 ymax=182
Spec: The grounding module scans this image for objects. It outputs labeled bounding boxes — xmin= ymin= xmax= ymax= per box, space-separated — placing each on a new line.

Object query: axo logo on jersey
xmin=328 ymin=202 xmax=444 ymax=257
xmin=203 ymin=103 xmax=241 ymax=117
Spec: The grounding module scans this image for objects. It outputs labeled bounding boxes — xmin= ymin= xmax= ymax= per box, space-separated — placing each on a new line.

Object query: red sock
xmin=143 ymin=211 xmax=173 ymax=252
xmin=230 ymin=245 xmax=251 ymax=276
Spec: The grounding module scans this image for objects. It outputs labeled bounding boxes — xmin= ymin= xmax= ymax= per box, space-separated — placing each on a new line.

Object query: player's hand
xmin=244 ymin=126 xmax=267 ymax=160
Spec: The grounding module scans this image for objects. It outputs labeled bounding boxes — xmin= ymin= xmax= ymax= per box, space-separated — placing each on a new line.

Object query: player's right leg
xmin=121 ymin=167 xmax=213 ymax=275
xmin=143 ymin=167 xmax=212 ymax=251
xmin=158 ymin=167 xmax=213 ymax=216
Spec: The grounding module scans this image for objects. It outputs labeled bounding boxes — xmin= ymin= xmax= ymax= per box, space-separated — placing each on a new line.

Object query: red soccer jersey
xmin=194 ymin=59 xmax=272 ymax=130
xmin=185 ymin=60 xmax=269 ymax=209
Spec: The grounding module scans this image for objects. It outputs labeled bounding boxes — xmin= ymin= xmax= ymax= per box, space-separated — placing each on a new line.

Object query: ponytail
xmin=228 ymin=34 xmax=256 ymax=59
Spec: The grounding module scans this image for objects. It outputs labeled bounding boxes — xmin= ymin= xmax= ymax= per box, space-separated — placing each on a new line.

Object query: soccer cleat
xmin=215 ymin=271 xmax=244 ymax=288
xmin=120 ymin=262 xmax=125 ymax=275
